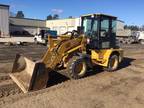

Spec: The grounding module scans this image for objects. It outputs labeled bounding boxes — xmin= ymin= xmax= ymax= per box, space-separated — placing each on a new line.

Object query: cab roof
xmin=81 ymin=13 xmax=117 ymax=18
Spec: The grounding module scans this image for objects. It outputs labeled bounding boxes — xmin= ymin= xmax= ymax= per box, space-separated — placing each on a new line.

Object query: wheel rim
xmin=110 ymin=57 xmax=118 ymax=70
xmin=74 ymin=61 xmax=86 ymax=76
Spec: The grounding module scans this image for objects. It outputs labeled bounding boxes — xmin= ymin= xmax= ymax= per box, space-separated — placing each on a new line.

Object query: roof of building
xmin=0 ymin=4 xmax=9 ymax=8
xmin=10 ymin=17 xmax=46 ymax=28
xmin=81 ymin=13 xmax=117 ymax=18
xmin=10 ymin=17 xmax=46 ymax=22
xmin=46 ymin=17 xmax=78 ymax=22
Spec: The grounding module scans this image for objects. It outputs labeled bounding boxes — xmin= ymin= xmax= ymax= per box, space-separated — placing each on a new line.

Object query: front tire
xmin=105 ymin=54 xmax=119 ymax=72
xmin=67 ymin=56 xmax=87 ymax=79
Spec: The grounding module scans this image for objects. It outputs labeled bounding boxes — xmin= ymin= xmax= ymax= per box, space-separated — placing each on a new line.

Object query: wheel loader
xmin=10 ymin=14 xmax=123 ymax=93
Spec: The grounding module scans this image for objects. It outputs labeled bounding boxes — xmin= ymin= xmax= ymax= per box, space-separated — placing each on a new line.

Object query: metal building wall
xmin=9 ymin=17 xmax=47 ymax=36
xmin=10 ymin=25 xmax=47 ymax=36
xmin=0 ymin=5 xmax=9 ymax=37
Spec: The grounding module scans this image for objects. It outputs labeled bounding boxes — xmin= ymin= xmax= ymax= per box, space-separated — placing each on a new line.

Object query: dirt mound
xmin=1 ymin=63 xmax=144 ymax=108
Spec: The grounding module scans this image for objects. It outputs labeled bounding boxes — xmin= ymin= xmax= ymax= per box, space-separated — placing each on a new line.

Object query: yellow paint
xmin=91 ymin=48 xmax=123 ymax=67
xmin=64 ymin=45 xmax=82 ymax=55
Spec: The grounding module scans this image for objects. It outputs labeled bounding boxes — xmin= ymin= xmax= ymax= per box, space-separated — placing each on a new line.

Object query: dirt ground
xmin=0 ymin=44 xmax=144 ymax=108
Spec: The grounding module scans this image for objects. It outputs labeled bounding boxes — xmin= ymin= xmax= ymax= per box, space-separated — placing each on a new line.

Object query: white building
xmin=46 ymin=18 xmax=80 ymax=35
xmin=0 ymin=4 xmax=9 ymax=37
xmin=46 ymin=18 xmax=124 ymax=35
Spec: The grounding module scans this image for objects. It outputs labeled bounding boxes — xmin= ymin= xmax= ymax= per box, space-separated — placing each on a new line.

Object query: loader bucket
xmin=9 ymin=54 xmax=49 ymax=93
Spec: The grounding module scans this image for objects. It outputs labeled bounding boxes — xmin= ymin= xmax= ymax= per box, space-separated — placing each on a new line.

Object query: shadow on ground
xmin=46 ymin=57 xmax=136 ymax=87
xmin=47 ymin=71 xmax=69 ymax=87
xmin=118 ymin=57 xmax=136 ymax=70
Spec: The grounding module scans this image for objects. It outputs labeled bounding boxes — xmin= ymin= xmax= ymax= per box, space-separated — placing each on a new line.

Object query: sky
xmin=0 ymin=0 xmax=144 ymax=26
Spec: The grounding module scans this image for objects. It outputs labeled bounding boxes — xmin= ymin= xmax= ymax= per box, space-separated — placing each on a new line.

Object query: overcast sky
xmin=0 ymin=0 xmax=144 ymax=26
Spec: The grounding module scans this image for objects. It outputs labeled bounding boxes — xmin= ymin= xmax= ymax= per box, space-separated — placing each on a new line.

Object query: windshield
xmin=82 ymin=17 xmax=98 ymax=39
xmin=83 ymin=18 xmax=92 ymax=36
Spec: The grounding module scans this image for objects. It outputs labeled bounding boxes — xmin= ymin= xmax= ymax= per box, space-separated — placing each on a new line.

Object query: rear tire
xmin=34 ymin=38 xmax=38 ymax=44
xmin=104 ymin=54 xmax=119 ymax=72
xmin=67 ymin=56 xmax=87 ymax=79
xmin=44 ymin=40 xmax=48 ymax=46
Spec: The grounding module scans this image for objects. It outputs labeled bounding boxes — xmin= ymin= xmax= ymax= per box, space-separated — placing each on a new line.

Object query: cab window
xmin=100 ymin=19 xmax=109 ymax=37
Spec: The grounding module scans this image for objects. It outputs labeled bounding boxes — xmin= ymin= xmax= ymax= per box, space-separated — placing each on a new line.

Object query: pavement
xmin=0 ymin=37 xmax=34 ymax=43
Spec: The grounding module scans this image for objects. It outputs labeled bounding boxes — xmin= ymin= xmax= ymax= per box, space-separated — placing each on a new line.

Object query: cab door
xmin=99 ymin=16 xmax=116 ymax=49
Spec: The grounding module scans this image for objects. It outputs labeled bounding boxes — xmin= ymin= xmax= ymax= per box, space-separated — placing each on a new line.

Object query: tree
xmin=10 ymin=12 xmax=16 ymax=17
xmin=47 ymin=15 xmax=53 ymax=20
xmin=124 ymin=25 xmax=139 ymax=31
xmin=68 ymin=16 xmax=73 ymax=18
xmin=46 ymin=14 xmax=60 ymax=20
xmin=16 ymin=11 xmax=24 ymax=18
xmin=124 ymin=25 xmax=128 ymax=29
xmin=53 ymin=14 xmax=59 ymax=19
xmin=140 ymin=25 xmax=144 ymax=31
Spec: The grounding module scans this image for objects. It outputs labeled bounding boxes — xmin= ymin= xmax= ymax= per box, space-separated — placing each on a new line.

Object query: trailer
xmin=116 ymin=29 xmax=137 ymax=44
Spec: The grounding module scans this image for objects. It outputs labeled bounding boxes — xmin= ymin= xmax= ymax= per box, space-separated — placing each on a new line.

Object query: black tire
xmin=104 ymin=54 xmax=119 ymax=72
xmin=126 ymin=39 xmax=132 ymax=44
xmin=34 ymin=38 xmax=38 ymax=44
xmin=44 ymin=40 xmax=48 ymax=46
xmin=67 ymin=56 xmax=87 ymax=79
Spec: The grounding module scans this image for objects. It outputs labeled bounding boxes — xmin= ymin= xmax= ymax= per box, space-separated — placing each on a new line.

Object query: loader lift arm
xmin=10 ymin=35 xmax=87 ymax=93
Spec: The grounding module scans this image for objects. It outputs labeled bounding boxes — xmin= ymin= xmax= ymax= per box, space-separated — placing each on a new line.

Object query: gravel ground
xmin=0 ymin=44 xmax=144 ymax=108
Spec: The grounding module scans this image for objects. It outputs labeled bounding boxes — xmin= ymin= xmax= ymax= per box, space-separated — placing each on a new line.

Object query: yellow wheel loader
xmin=10 ymin=14 xmax=123 ymax=93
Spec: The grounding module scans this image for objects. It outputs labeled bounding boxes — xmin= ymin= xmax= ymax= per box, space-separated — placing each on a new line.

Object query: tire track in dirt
xmin=0 ymin=75 xmax=11 ymax=82
xmin=1 ymin=63 xmax=144 ymax=108
xmin=0 ymin=63 xmax=143 ymax=107
xmin=0 ymin=44 xmax=144 ymax=108
xmin=0 ymin=73 xmax=22 ymax=100
xmin=0 ymin=77 xmax=22 ymax=99
xmin=0 ymin=71 xmax=111 ymax=106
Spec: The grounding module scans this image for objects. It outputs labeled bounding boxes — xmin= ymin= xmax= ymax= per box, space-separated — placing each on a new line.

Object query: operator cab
xmin=81 ymin=13 xmax=117 ymax=49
